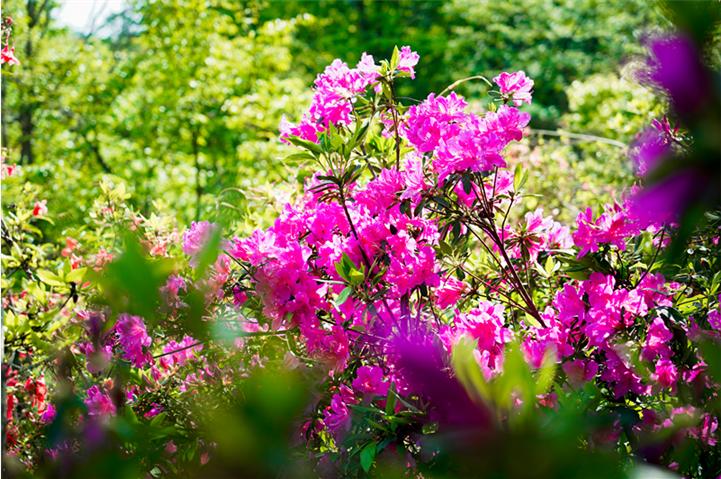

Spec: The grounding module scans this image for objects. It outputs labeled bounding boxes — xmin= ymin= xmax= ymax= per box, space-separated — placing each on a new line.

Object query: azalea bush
xmin=3 ymin=9 xmax=721 ymax=479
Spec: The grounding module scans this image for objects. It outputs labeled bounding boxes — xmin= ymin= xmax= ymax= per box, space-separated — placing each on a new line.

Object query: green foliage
xmin=562 ymin=73 xmax=664 ymax=142
xmin=444 ymin=0 xmax=666 ymax=125
xmin=2 ymin=0 xmax=309 ymax=231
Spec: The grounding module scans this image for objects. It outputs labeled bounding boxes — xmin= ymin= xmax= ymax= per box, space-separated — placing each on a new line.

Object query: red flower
xmin=32 ymin=200 xmax=48 ymax=217
xmin=5 ymin=393 xmax=16 ymax=421
xmin=24 ymin=376 xmax=48 ymax=412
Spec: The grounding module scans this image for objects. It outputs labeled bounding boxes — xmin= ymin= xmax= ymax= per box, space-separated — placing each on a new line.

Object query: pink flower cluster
xmin=402 ymin=87 xmax=531 ymax=183
xmin=280 ymin=47 xmax=413 ymax=143
xmin=115 ymin=314 xmax=153 ymax=368
xmin=520 ymin=272 xmax=682 ymax=397
xmin=230 ymin=166 xmax=444 ymax=367
xmin=443 ymin=302 xmax=513 ymax=378
xmin=573 ymin=203 xmax=642 ymax=257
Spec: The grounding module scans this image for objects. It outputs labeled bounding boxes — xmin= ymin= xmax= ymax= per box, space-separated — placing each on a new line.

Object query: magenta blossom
xmin=115 ymin=314 xmax=153 ymax=368
xmin=653 ymin=359 xmax=678 ymax=389
xmin=397 ymin=46 xmax=420 ymax=79
xmin=352 ymin=365 xmax=389 ymax=396
xmin=144 ymin=403 xmax=164 ymax=419
xmin=493 ymin=71 xmax=534 ymax=106
xmin=182 ymin=221 xmax=217 ymax=266
xmin=322 ymin=385 xmax=356 ymax=440
xmin=645 ymin=35 xmax=710 ymax=117
xmin=85 ymin=385 xmax=116 ymax=417
xmin=642 ymin=317 xmax=673 ymax=361
xmin=40 ymin=403 xmax=57 ymax=423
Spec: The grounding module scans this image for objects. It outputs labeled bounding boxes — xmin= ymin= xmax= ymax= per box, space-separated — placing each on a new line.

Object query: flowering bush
xmin=3 ymin=32 xmax=721 ymax=479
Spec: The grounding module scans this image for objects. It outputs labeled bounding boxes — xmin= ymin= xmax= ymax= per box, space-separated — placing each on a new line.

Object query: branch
xmin=528 ymin=129 xmax=627 ymax=149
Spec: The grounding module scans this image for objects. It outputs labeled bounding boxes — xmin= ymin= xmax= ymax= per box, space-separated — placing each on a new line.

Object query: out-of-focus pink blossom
xmin=182 ymin=221 xmax=217 ymax=267
xmin=84 ymin=385 xmax=116 ymax=417
xmin=1 ymin=45 xmax=20 ymax=65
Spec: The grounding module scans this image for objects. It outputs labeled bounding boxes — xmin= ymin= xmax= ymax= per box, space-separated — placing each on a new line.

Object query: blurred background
xmin=3 ymin=0 xmax=668 ymax=234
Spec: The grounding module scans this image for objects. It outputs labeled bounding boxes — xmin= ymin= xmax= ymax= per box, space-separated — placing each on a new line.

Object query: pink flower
xmin=61 ymin=237 xmax=79 ymax=257
xmin=384 ymin=231 xmax=439 ymax=297
xmin=354 ymin=168 xmax=403 ymax=214
xmin=32 ymin=200 xmax=47 ymax=217
xmin=652 ymin=359 xmax=678 ymax=388
xmin=397 ymin=46 xmax=420 ymax=79
xmin=158 ymin=336 xmax=202 ymax=369
xmin=80 ymin=342 xmax=113 ymax=374
xmin=84 ymin=385 xmax=116 ymax=416
xmin=573 ymin=204 xmax=638 ymax=257
xmin=40 ymin=403 xmax=56 ymax=423
xmin=454 ymin=302 xmax=511 ymax=375
xmin=600 ymin=348 xmax=648 ymax=399
xmin=645 ymin=35 xmax=710 ymax=117
xmin=642 ymin=317 xmax=673 ymax=361
xmin=165 ymin=275 xmax=186 ymax=296
xmin=323 ymin=385 xmax=356 ymax=439
xmin=709 ymin=304 xmax=721 ymax=331
xmin=562 ymin=359 xmax=599 ymax=386
xmin=1 ymin=45 xmax=20 ymax=65
xmin=433 ymin=111 xmax=522 ymax=183
xmin=93 ymin=248 xmax=114 ymax=270
xmin=493 ymin=71 xmax=534 ymax=106
xmin=1 ymin=162 xmax=17 ymax=178
xmin=143 ymin=403 xmax=164 ymax=419
xmin=356 ymin=52 xmax=380 ymax=84
xmin=628 ymin=170 xmax=698 ymax=230
xmin=182 ymin=221 xmax=216 ymax=266
xmin=629 ymin=122 xmax=673 ymax=176
xmin=352 ymin=365 xmax=389 ymax=396
xmin=115 ymin=314 xmax=152 ymax=368
xmin=280 ymin=114 xmax=322 ymax=144
xmin=402 ymin=92 xmax=468 ymax=153
xmin=400 ymin=153 xmax=430 ymax=203
xmin=434 ymin=277 xmax=467 ymax=309
xmin=280 ymin=51 xmax=383 ymax=143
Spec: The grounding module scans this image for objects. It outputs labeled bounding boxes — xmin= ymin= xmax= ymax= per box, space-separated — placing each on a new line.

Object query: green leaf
xmin=283 ymin=152 xmax=316 ymax=164
xmin=100 ymin=234 xmax=172 ymax=323
xmin=390 ymin=46 xmax=400 ymax=71
xmin=36 ymin=269 xmax=66 ymax=288
xmin=287 ymin=136 xmax=323 ymax=155
xmin=360 ymin=442 xmax=377 ymax=473
xmin=385 ymin=383 xmax=397 ymax=416
xmin=544 ymin=256 xmax=558 ymax=276
xmin=462 ymin=174 xmax=473 ymax=194
xmin=334 ymin=287 xmax=353 ymax=308
xmin=513 ymin=163 xmax=527 ymax=191
xmin=65 ymin=267 xmax=87 ymax=284
xmin=348 ymin=268 xmax=365 ymax=286
xmin=194 ymin=226 xmax=222 ymax=278
xmin=536 ymin=349 xmax=557 ymax=395
xmin=451 ymin=335 xmax=492 ymax=403
xmin=524 ymin=312 xmax=543 ymax=328
xmin=697 ymin=339 xmax=721 ymax=384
